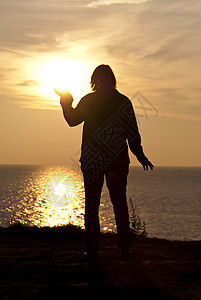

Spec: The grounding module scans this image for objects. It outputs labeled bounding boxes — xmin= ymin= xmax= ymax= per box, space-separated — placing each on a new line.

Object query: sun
xmin=37 ymin=59 xmax=91 ymax=106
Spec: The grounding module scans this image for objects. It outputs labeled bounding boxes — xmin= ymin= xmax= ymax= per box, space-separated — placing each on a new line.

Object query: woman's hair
xmin=90 ymin=64 xmax=117 ymax=91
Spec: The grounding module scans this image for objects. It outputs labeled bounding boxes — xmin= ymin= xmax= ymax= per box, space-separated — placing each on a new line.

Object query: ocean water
xmin=0 ymin=165 xmax=201 ymax=241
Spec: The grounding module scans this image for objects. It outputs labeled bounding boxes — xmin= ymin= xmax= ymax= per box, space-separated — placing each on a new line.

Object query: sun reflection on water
xmin=37 ymin=168 xmax=85 ymax=228
xmin=44 ymin=173 xmax=77 ymax=208
xmin=1 ymin=165 xmax=114 ymax=232
xmin=5 ymin=166 xmax=86 ymax=228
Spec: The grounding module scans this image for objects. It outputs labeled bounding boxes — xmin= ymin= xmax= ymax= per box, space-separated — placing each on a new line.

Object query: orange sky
xmin=1 ymin=0 xmax=201 ymax=166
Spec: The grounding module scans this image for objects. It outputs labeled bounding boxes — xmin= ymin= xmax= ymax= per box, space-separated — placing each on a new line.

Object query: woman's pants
xmin=82 ymin=164 xmax=131 ymax=252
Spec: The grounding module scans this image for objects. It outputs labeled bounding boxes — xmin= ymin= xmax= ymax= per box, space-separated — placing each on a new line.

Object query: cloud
xmin=1 ymin=0 xmax=201 ymax=121
xmin=86 ymin=0 xmax=150 ymax=8
xmin=17 ymin=80 xmax=42 ymax=87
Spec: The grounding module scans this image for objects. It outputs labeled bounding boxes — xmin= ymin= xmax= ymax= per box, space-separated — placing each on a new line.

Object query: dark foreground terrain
xmin=0 ymin=224 xmax=201 ymax=299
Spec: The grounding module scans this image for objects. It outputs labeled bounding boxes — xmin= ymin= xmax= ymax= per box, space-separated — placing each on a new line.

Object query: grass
xmin=1 ymin=222 xmax=84 ymax=243
xmin=129 ymin=198 xmax=148 ymax=237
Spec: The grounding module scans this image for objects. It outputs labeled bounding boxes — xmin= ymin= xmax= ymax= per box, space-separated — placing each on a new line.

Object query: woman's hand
xmin=142 ymin=160 xmax=154 ymax=171
xmin=54 ymin=88 xmax=73 ymax=106
xmin=137 ymin=156 xmax=154 ymax=171
xmin=54 ymin=87 xmax=70 ymax=97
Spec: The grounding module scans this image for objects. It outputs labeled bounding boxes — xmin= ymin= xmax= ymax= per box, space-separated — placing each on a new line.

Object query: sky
xmin=0 ymin=0 xmax=201 ymax=166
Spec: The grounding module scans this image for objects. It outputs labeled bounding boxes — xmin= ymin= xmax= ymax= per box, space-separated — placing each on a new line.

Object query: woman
xmin=55 ymin=64 xmax=154 ymax=257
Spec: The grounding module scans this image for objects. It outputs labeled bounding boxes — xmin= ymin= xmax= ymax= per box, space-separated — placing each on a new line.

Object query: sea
xmin=0 ymin=165 xmax=201 ymax=241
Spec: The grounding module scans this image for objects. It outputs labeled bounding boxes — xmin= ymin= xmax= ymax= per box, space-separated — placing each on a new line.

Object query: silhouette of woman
xmin=55 ymin=64 xmax=154 ymax=257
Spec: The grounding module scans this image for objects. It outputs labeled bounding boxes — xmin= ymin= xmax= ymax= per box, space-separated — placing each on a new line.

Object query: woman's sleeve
xmin=123 ymin=100 xmax=148 ymax=161
xmin=60 ymin=94 xmax=86 ymax=127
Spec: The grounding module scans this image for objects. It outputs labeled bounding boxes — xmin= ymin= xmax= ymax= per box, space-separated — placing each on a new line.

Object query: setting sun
xmin=37 ymin=59 xmax=92 ymax=106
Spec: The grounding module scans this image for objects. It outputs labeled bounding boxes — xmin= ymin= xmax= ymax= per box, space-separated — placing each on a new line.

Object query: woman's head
xmin=90 ymin=64 xmax=117 ymax=91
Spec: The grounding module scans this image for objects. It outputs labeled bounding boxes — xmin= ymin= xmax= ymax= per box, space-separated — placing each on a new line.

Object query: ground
xmin=0 ymin=225 xmax=201 ymax=299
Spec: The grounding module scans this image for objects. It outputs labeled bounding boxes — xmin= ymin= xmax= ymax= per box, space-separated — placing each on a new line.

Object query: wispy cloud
xmin=1 ymin=0 xmax=201 ymax=121
xmin=87 ymin=0 xmax=150 ymax=8
xmin=17 ymin=79 xmax=42 ymax=87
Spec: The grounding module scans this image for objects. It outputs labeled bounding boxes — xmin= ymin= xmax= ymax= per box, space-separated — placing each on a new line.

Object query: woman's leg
xmin=106 ymin=165 xmax=131 ymax=251
xmin=83 ymin=171 xmax=104 ymax=253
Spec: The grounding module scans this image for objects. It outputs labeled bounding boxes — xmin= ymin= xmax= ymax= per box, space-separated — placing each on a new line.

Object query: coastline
xmin=1 ymin=225 xmax=201 ymax=299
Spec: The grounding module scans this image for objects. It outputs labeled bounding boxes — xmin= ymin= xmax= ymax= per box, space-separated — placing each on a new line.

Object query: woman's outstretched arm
xmin=55 ymin=88 xmax=84 ymax=127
